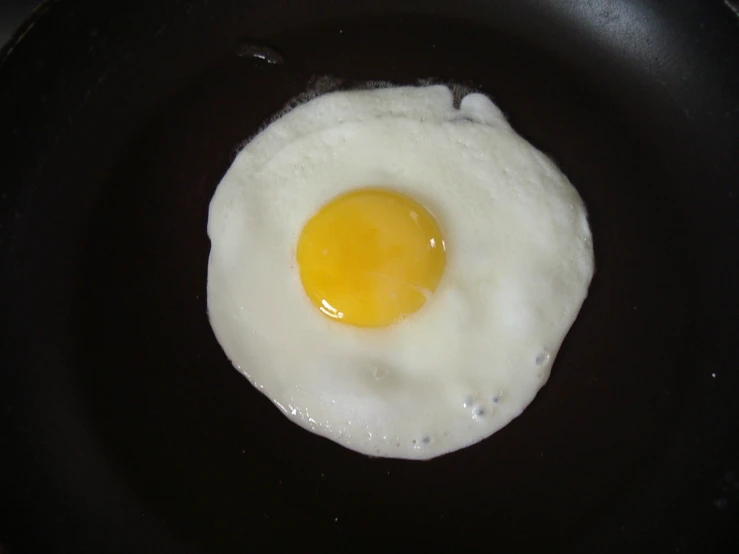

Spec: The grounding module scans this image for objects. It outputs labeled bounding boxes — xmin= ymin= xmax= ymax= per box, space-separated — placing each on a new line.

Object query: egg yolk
xmin=297 ymin=188 xmax=446 ymax=328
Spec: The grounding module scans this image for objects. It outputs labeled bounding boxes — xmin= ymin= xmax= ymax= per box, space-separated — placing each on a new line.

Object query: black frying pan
xmin=1 ymin=0 xmax=738 ymax=552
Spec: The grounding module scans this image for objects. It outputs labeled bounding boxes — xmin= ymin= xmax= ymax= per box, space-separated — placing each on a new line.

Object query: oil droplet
xmin=236 ymin=41 xmax=285 ymax=64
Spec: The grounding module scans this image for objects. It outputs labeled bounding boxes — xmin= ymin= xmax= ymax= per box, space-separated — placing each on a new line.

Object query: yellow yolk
xmin=297 ymin=188 xmax=446 ymax=328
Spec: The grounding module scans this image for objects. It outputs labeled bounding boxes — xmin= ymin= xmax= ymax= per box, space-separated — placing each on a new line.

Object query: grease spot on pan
xmin=236 ymin=41 xmax=285 ymax=65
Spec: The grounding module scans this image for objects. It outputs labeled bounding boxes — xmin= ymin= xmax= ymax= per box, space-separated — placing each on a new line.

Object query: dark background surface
xmin=3 ymin=0 xmax=41 ymax=548
xmin=1 ymin=1 xmax=738 ymax=553
xmin=0 ymin=0 xmax=38 ymax=46
xmin=1 ymin=6 xmax=39 ymax=554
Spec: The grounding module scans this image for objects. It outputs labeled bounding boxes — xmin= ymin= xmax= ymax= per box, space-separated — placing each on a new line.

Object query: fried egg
xmin=206 ymin=84 xmax=594 ymax=460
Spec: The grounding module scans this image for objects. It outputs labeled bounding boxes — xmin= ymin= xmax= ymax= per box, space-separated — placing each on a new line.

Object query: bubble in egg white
xmin=206 ymin=83 xmax=594 ymax=460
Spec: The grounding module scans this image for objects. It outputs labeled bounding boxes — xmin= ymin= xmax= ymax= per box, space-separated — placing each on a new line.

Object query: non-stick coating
xmin=1 ymin=0 xmax=738 ymax=552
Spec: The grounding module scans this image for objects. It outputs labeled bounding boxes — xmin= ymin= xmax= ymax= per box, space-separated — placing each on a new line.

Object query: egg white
xmin=207 ymin=85 xmax=594 ymax=460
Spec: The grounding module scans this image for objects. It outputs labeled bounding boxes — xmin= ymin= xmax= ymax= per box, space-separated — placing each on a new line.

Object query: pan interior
xmin=1 ymin=2 xmax=738 ymax=553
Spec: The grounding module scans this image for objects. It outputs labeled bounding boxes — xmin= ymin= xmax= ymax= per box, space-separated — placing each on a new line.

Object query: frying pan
xmin=1 ymin=0 xmax=738 ymax=552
